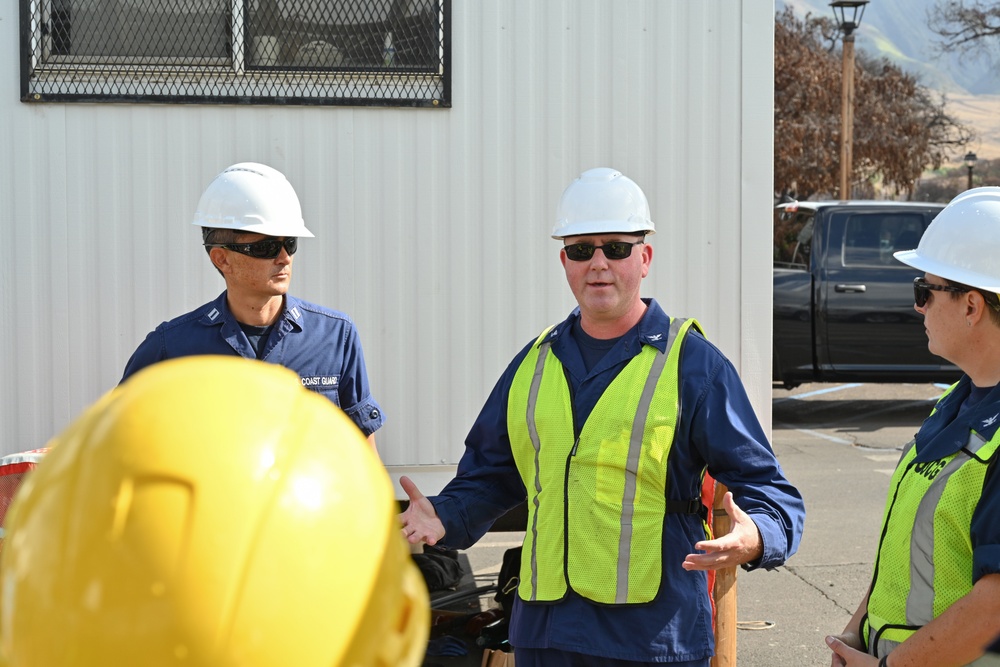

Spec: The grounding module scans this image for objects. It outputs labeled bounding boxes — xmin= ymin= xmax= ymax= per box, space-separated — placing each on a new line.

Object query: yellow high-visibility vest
xmin=507 ymin=317 xmax=701 ymax=605
xmin=864 ymin=384 xmax=1000 ymax=664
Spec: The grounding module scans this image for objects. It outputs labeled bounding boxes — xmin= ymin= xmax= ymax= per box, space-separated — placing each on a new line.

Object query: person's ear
xmin=640 ymin=242 xmax=653 ymax=278
xmin=209 ymin=247 xmax=230 ymax=274
xmin=966 ymin=291 xmax=987 ymax=326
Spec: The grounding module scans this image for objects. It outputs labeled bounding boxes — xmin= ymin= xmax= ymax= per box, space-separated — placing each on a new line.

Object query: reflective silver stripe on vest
xmin=904 ymin=431 xmax=989 ymax=628
xmin=876 ymin=641 xmax=1000 ymax=667
xmin=614 ymin=317 xmax=686 ymax=603
xmin=524 ymin=340 xmax=550 ymax=602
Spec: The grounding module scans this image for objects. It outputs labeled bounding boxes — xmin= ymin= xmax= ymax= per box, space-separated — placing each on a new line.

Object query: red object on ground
xmin=0 ymin=449 xmax=49 ymax=541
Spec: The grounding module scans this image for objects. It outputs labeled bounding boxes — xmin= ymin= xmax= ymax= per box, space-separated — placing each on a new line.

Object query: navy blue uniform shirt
xmin=121 ymin=292 xmax=384 ymax=436
xmin=431 ymin=299 xmax=804 ymax=663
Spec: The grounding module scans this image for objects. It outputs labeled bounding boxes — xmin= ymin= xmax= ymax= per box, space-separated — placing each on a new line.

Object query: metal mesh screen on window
xmin=21 ymin=0 xmax=449 ymax=106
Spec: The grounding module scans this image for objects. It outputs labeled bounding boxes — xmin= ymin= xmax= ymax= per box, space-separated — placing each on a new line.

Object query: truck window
xmin=774 ymin=209 xmax=813 ymax=269
xmin=842 ymin=213 xmax=925 ymax=267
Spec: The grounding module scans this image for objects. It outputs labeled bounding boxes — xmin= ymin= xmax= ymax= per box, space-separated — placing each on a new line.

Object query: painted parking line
xmin=862 ymin=452 xmax=902 ymax=476
xmin=773 ymin=383 xmax=862 ymax=405
xmin=774 ymin=383 xmax=950 ymax=449
xmin=774 ymin=422 xmax=853 ymax=445
xmin=776 ymin=383 xmax=948 ymax=407
xmin=863 ymin=453 xmax=902 ymax=462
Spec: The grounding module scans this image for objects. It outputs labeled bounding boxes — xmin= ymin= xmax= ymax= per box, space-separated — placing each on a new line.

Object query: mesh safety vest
xmin=863 ymin=386 xmax=1000 ymax=664
xmin=507 ymin=317 xmax=701 ymax=605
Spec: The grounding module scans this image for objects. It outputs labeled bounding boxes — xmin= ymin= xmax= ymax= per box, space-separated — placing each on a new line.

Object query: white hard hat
xmin=551 ymin=167 xmax=655 ymax=239
xmin=894 ymin=187 xmax=1000 ymax=292
xmin=193 ymin=163 xmax=315 ymax=238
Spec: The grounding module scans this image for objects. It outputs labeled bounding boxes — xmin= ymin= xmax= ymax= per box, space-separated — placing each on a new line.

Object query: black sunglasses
xmin=563 ymin=241 xmax=643 ymax=262
xmin=912 ymin=277 xmax=968 ymax=308
xmin=205 ymin=237 xmax=298 ymax=259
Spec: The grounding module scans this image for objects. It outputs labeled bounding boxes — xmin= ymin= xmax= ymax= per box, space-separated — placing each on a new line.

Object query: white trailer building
xmin=1 ymin=0 xmax=775 ymax=496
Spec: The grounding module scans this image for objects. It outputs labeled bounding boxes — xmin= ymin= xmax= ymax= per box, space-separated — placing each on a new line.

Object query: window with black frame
xmin=842 ymin=213 xmax=925 ymax=267
xmin=773 ymin=209 xmax=813 ymax=269
xmin=20 ymin=0 xmax=450 ymax=106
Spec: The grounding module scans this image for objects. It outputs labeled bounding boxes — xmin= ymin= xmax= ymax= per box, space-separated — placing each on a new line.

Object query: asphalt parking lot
xmin=772 ymin=381 xmax=951 ymax=451
xmin=455 ymin=381 xmax=954 ymax=666
xmin=737 ymin=381 xmax=950 ymax=666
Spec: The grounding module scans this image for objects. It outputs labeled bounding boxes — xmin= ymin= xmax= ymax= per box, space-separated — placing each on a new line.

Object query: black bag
xmin=493 ymin=546 xmax=522 ymax=614
xmin=412 ymin=547 xmax=464 ymax=592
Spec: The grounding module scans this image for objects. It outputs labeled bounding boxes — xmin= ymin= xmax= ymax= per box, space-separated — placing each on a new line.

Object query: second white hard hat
xmin=192 ymin=162 xmax=315 ymax=238
xmin=552 ymin=167 xmax=655 ymax=239
xmin=894 ymin=187 xmax=1000 ymax=292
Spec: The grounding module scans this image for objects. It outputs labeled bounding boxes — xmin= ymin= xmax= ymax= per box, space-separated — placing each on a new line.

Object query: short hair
xmin=202 ymin=227 xmax=244 ymax=277
xmin=945 ymin=278 xmax=1000 ymax=328
xmin=202 ymin=227 xmax=241 ymax=246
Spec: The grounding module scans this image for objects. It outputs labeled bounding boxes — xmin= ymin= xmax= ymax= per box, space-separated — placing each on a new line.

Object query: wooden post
xmin=839 ymin=33 xmax=856 ymax=200
xmin=710 ymin=482 xmax=737 ymax=667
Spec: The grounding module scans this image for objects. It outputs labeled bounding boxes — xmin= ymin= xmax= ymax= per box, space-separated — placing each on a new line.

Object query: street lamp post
xmin=965 ymin=151 xmax=978 ymax=190
xmin=831 ymin=1 xmax=869 ymax=200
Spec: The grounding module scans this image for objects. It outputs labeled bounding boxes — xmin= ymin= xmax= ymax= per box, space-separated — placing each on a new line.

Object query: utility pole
xmin=831 ymin=1 xmax=870 ymax=200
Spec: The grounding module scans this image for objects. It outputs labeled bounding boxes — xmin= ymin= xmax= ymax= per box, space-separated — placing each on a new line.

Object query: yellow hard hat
xmin=0 ymin=357 xmax=428 ymax=667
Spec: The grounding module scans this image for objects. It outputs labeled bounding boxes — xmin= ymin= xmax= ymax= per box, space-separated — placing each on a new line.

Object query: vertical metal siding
xmin=742 ymin=2 xmax=778 ymax=431
xmin=1 ymin=0 xmax=774 ymax=493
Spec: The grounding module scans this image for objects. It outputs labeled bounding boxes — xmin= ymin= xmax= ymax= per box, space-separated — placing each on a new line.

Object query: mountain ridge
xmin=778 ymin=0 xmax=1000 ymax=162
xmin=778 ymin=0 xmax=1000 ymax=95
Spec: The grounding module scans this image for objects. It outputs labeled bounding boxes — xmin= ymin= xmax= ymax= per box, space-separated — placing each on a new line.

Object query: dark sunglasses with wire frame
xmin=204 ymin=237 xmax=298 ymax=259
xmin=563 ymin=241 xmax=644 ymax=262
xmin=912 ymin=277 xmax=969 ymax=308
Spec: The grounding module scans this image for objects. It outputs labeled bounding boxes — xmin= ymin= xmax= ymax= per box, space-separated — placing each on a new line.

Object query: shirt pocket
xmin=300 ymin=375 xmax=341 ymax=407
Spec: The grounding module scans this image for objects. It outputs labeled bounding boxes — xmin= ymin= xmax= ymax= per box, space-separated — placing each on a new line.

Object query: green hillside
xmin=778 ymin=0 xmax=1000 ymax=94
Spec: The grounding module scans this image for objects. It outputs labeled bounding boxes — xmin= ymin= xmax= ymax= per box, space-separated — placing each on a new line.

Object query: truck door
xmin=773 ymin=208 xmax=815 ymax=384
xmin=822 ymin=209 xmax=944 ymax=372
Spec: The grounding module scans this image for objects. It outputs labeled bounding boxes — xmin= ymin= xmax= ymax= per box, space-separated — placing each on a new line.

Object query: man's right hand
xmin=398 ymin=475 xmax=446 ymax=546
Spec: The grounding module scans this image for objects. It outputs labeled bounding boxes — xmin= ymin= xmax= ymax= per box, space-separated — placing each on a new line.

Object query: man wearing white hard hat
xmin=121 ymin=163 xmax=384 ymax=449
xmin=400 ymin=168 xmax=804 ymax=666
xmin=826 ymin=187 xmax=1000 ymax=667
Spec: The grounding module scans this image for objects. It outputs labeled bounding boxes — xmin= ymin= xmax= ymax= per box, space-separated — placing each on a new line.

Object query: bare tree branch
xmin=775 ymin=7 xmax=973 ymax=199
xmin=929 ymin=1 xmax=1000 ymax=53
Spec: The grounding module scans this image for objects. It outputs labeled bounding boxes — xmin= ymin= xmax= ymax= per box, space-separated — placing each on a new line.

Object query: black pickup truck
xmin=773 ymin=200 xmax=961 ymax=389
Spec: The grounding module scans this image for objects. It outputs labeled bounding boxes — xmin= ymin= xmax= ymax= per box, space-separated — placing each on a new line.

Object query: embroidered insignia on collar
xmin=647 ymin=333 xmax=663 ymax=342
xmin=982 ymin=414 xmax=999 ymax=428
xmin=207 ymin=308 xmax=220 ymax=321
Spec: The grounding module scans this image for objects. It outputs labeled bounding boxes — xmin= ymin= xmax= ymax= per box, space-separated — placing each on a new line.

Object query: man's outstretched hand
xmin=398 ymin=475 xmax=446 ymax=546
xmin=681 ymin=492 xmax=763 ymax=571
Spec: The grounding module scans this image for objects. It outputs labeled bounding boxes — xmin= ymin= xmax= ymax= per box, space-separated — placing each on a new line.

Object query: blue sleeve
xmin=120 ymin=328 xmax=165 ymax=384
xmin=972 ymin=461 xmax=1000 ymax=582
xmin=335 ymin=323 xmax=385 ymax=436
xmin=430 ymin=345 xmax=532 ymax=550
xmin=679 ymin=335 xmax=805 ymax=570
